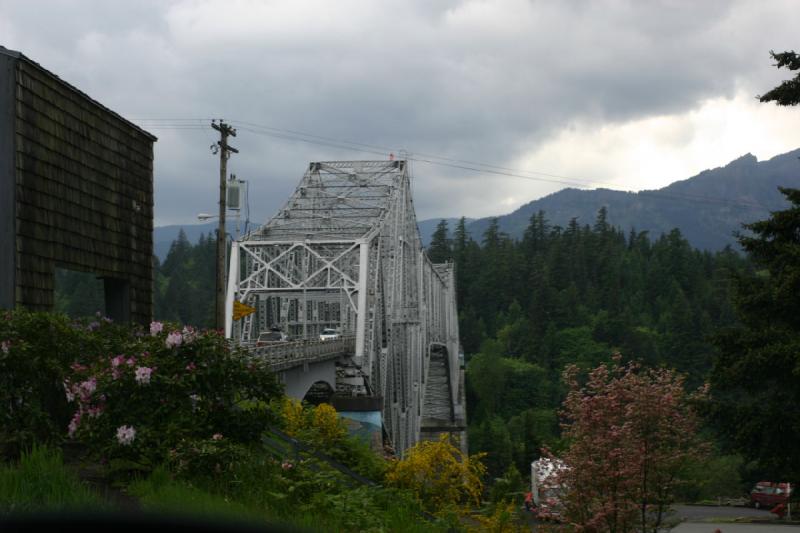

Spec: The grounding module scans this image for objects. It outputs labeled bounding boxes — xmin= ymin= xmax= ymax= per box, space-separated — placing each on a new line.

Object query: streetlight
xmin=197 ymin=213 xmax=217 ymax=221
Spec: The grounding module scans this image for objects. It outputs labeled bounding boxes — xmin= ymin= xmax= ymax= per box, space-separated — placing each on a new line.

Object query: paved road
xmin=526 ymin=506 xmax=795 ymax=531
xmin=674 ymin=505 xmax=775 ymax=522
xmin=671 ymin=505 xmax=799 ymax=533
xmin=672 ymin=523 xmax=800 ymax=533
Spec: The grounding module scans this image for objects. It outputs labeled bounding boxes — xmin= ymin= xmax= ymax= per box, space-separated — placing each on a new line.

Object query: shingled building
xmin=0 ymin=46 xmax=156 ymax=324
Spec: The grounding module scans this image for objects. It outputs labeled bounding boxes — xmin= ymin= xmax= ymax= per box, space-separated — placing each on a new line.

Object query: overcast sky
xmin=2 ymin=0 xmax=799 ymax=227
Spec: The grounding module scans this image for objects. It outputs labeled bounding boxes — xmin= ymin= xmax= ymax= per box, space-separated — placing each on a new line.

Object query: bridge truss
xmin=225 ymin=160 xmax=462 ymax=453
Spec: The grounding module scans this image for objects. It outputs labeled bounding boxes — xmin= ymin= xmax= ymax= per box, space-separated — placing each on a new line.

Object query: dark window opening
xmin=54 ymin=267 xmax=105 ymax=319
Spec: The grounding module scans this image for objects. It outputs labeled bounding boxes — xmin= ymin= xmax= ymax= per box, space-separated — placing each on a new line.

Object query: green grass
xmin=128 ymin=467 xmax=265 ymax=523
xmin=0 ymin=445 xmax=106 ymax=514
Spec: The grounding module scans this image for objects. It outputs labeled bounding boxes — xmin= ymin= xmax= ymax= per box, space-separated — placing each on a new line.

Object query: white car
xmin=319 ymin=328 xmax=340 ymax=341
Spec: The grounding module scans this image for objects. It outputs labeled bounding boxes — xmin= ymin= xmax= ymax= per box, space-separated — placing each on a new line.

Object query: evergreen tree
xmin=709 ymin=188 xmax=800 ymax=479
xmin=427 ymin=219 xmax=452 ymax=263
xmin=759 ymin=50 xmax=800 ymax=106
xmin=161 ymin=229 xmax=191 ymax=277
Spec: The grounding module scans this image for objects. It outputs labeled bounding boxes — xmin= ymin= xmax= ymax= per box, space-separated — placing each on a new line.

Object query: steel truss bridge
xmin=224 ymin=160 xmax=464 ymax=454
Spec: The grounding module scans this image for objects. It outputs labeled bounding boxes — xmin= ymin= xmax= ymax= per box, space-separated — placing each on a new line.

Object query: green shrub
xmin=676 ymin=454 xmax=746 ymax=502
xmin=0 ymin=445 xmax=104 ymax=513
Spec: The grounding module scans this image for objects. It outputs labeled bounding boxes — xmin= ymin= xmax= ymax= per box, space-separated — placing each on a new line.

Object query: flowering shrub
xmin=0 ymin=310 xmax=108 ymax=458
xmin=385 ymin=434 xmax=486 ymax=517
xmin=64 ymin=321 xmax=283 ymax=470
xmin=280 ymin=398 xmax=346 ymax=447
xmin=554 ymin=355 xmax=708 ymax=532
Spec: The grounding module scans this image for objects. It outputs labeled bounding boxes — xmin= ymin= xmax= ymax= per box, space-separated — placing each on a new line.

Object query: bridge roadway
xmin=245 ymin=336 xmax=356 ymax=372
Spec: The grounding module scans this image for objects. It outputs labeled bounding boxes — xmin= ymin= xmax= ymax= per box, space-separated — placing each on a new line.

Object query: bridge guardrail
xmin=245 ymin=336 xmax=356 ymax=371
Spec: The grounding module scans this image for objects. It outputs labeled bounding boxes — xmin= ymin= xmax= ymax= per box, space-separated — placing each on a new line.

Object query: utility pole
xmin=211 ymin=120 xmax=238 ymax=331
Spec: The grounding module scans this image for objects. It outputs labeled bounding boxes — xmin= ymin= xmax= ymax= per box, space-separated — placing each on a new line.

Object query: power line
xmin=129 ymin=117 xmax=780 ymax=211
xmin=132 ymin=117 xmax=606 ymax=187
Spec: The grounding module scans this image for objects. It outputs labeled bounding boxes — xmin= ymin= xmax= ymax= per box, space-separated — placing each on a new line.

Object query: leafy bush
xmin=0 ymin=445 xmax=104 ymax=514
xmin=64 ymin=320 xmax=282 ymax=472
xmin=488 ymin=464 xmax=525 ymax=505
xmin=469 ymin=500 xmax=526 ymax=533
xmin=675 ymin=454 xmax=746 ymax=502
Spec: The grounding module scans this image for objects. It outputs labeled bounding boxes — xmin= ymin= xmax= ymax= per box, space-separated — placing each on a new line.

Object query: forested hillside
xmin=428 ymin=211 xmax=751 ymax=478
xmin=153 ymin=230 xmax=217 ymax=327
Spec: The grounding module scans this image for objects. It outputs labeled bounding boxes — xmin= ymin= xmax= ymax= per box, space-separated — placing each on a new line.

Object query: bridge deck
xmin=245 ymin=336 xmax=356 ymax=371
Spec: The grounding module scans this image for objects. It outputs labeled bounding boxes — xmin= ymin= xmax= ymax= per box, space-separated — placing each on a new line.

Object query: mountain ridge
xmin=430 ymin=148 xmax=800 ymax=250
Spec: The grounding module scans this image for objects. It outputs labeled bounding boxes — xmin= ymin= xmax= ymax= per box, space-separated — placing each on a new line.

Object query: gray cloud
xmin=1 ymin=0 xmax=797 ymax=225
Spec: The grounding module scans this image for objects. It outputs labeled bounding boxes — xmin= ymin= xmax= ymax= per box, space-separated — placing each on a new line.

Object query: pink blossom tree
xmin=555 ymin=355 xmax=707 ymax=533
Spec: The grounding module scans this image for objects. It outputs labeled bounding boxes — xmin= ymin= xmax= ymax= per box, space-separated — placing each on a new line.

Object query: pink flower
xmin=181 ymin=326 xmax=197 ymax=344
xmin=212 ymin=433 xmax=223 ymax=441
xmin=70 ymin=362 xmax=88 ymax=372
xmin=111 ymin=355 xmax=127 ymax=378
xmin=134 ymin=366 xmax=153 ymax=385
xmin=78 ymin=378 xmax=97 ymax=401
xmin=185 ymin=362 xmax=197 ymax=372
xmin=126 ymin=357 xmax=136 ymax=367
xmin=63 ymin=381 xmax=75 ymax=402
xmin=68 ymin=412 xmax=82 ymax=437
xmin=281 ymin=460 xmax=294 ymax=471
xmin=87 ymin=405 xmax=103 ymax=418
xmin=165 ymin=331 xmax=183 ymax=349
xmin=150 ymin=321 xmax=164 ymax=336
xmin=1 ymin=340 xmax=9 ymax=354
xmin=116 ymin=425 xmax=136 ymax=446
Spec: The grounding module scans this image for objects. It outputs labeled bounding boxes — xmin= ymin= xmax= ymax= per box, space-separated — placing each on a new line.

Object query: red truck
xmin=750 ymin=481 xmax=792 ymax=510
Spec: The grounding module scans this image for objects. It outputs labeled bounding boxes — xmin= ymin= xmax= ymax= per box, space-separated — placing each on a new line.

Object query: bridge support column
xmin=224 ymin=241 xmax=239 ymax=338
xmin=354 ymin=239 xmax=369 ymax=366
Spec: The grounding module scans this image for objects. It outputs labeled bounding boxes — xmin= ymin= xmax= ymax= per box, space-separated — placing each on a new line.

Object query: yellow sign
xmin=232 ymin=300 xmax=256 ymax=321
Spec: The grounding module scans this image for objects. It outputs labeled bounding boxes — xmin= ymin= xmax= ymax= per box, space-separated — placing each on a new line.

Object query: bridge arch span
xmin=279 ymin=359 xmax=337 ymax=401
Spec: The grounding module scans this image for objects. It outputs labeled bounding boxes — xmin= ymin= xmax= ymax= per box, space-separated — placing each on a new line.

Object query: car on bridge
xmin=319 ymin=328 xmax=340 ymax=341
xmin=256 ymin=327 xmax=288 ymax=346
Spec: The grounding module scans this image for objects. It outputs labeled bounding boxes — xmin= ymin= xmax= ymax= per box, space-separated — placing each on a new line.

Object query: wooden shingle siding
xmin=5 ymin=52 xmax=156 ymax=324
